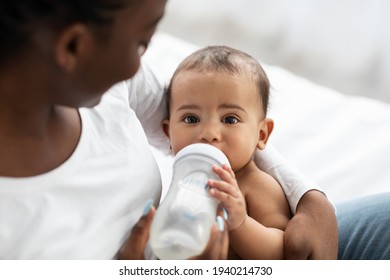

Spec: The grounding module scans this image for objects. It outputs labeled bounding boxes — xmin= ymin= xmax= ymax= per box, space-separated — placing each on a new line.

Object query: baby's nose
xmin=199 ymin=123 xmax=221 ymax=143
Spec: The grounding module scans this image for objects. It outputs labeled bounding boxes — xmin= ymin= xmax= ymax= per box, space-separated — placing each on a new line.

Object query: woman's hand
xmin=118 ymin=204 xmax=156 ymax=260
xmin=284 ymin=190 xmax=338 ymax=259
xmin=118 ymin=203 xmax=229 ymax=260
xmin=191 ymin=216 xmax=229 ymax=260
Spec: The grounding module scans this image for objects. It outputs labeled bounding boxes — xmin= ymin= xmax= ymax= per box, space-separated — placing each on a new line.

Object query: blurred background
xmin=157 ymin=0 xmax=390 ymax=104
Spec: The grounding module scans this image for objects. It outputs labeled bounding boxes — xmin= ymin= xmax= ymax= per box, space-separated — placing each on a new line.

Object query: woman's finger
xmin=191 ymin=216 xmax=229 ymax=260
xmin=118 ymin=201 xmax=155 ymax=260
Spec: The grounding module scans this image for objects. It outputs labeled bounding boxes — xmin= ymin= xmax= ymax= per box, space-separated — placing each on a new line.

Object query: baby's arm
xmin=209 ymin=164 xmax=291 ymax=259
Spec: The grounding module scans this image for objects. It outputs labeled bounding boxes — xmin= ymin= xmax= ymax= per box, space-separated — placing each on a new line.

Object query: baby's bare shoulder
xmin=237 ymin=162 xmax=292 ymax=229
xmin=238 ymin=162 xmax=281 ymax=194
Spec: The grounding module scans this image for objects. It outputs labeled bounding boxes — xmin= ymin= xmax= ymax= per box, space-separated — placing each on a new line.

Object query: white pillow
xmin=266 ymin=64 xmax=390 ymax=204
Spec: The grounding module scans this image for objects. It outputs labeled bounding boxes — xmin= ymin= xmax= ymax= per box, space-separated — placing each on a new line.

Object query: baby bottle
xmin=150 ymin=143 xmax=230 ymax=260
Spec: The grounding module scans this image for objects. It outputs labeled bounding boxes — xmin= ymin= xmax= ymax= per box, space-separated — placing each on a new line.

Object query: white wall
xmin=158 ymin=0 xmax=390 ymax=104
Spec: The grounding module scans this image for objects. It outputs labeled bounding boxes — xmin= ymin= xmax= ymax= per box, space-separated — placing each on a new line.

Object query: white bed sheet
xmin=144 ymin=33 xmax=390 ymax=204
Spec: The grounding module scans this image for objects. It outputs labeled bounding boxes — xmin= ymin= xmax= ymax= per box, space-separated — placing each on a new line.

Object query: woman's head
xmin=0 ymin=1 xmax=125 ymax=63
xmin=0 ymin=0 xmax=166 ymax=107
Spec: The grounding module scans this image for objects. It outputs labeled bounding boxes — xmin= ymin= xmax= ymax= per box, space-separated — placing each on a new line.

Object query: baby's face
xmin=164 ymin=70 xmax=267 ymax=172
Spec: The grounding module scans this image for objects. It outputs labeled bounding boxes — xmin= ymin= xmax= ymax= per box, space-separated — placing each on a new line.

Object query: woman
xmin=0 ymin=0 xmax=342 ymax=259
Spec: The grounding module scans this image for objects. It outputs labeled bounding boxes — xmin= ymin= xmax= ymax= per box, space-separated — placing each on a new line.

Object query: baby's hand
xmin=208 ymin=164 xmax=247 ymax=231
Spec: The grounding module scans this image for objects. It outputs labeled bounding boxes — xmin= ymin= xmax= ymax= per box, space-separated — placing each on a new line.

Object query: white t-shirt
xmin=0 ymin=60 xmax=320 ymax=259
xmin=0 ymin=66 xmax=164 ymax=259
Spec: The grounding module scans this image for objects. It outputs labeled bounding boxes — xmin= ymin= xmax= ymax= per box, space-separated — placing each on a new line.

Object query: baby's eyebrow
xmin=219 ymin=103 xmax=246 ymax=112
xmin=176 ymin=103 xmax=246 ymax=112
xmin=177 ymin=104 xmax=201 ymax=111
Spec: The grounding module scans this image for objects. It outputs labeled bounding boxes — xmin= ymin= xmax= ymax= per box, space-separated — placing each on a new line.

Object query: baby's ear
xmin=162 ymin=119 xmax=171 ymax=139
xmin=257 ymin=118 xmax=274 ymax=150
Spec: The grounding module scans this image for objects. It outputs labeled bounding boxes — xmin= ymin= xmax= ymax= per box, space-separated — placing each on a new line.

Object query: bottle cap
xmin=174 ymin=143 xmax=230 ymax=167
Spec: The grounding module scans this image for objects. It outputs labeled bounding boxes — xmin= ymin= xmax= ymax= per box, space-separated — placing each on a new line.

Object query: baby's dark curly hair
xmin=166 ymin=45 xmax=270 ymax=117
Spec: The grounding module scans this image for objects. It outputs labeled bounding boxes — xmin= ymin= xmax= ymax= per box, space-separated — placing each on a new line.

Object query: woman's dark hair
xmin=0 ymin=0 xmax=131 ymax=63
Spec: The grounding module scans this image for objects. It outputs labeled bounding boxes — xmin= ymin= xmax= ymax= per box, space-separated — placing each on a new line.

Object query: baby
xmin=162 ymin=45 xmax=292 ymax=259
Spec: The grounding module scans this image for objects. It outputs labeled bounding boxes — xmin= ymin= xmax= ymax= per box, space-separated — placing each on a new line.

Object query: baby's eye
xmin=223 ymin=116 xmax=239 ymax=124
xmin=183 ymin=115 xmax=199 ymax=124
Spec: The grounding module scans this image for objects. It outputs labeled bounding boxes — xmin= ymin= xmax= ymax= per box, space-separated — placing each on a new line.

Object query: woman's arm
xmin=227 ymin=191 xmax=337 ymax=260
xmin=254 ymin=145 xmax=338 ymax=259
xmin=284 ymin=190 xmax=338 ymax=259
